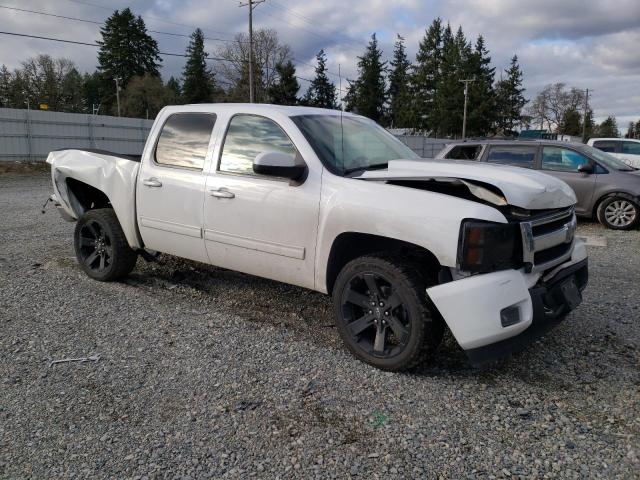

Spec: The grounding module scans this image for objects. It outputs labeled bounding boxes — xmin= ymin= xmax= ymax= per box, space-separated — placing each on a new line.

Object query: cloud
xmin=0 ymin=0 xmax=638 ymax=128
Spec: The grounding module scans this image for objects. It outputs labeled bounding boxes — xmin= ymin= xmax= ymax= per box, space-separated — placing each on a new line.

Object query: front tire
xmin=597 ymin=196 xmax=639 ymax=230
xmin=73 ymin=209 xmax=137 ymax=281
xmin=332 ymin=254 xmax=443 ymax=371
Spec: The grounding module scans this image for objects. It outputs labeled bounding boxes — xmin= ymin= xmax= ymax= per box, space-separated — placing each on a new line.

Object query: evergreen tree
xmin=268 ymin=60 xmax=299 ymax=105
xmin=582 ymin=108 xmax=596 ymax=141
xmin=465 ymin=35 xmax=496 ymax=136
xmin=388 ymin=35 xmax=412 ymax=127
xmin=559 ymin=108 xmax=582 ymax=136
xmin=494 ymin=55 xmax=527 ymax=135
xmin=431 ymin=24 xmax=470 ymax=137
xmin=59 ymin=67 xmax=85 ymax=113
xmin=121 ymin=73 xmax=170 ymax=118
xmin=411 ymin=18 xmax=443 ymax=130
xmin=344 ymin=34 xmax=387 ymax=123
xmin=0 ymin=65 xmax=11 ymax=107
xmin=302 ymin=50 xmax=337 ymax=109
xmin=598 ymin=116 xmax=619 ymax=137
xmin=624 ymin=122 xmax=635 ymax=138
xmin=83 ymin=71 xmax=106 ymax=114
xmin=182 ymin=28 xmax=216 ymax=103
xmin=166 ymin=76 xmax=182 ymax=103
xmin=97 ymin=8 xmax=161 ymax=89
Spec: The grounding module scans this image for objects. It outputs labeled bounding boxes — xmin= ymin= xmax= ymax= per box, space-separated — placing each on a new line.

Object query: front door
xmin=539 ymin=146 xmax=596 ymax=215
xmin=136 ymin=112 xmax=217 ymax=263
xmin=203 ymin=113 xmax=321 ymax=289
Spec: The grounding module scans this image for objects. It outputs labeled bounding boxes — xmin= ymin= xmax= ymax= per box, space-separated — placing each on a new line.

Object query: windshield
xmin=580 ymin=144 xmax=634 ymax=171
xmin=291 ymin=114 xmax=419 ymax=174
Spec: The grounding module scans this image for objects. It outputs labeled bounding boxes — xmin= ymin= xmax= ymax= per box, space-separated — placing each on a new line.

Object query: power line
xmin=0 ymin=3 xmax=244 ymax=44
xmin=0 ymin=30 xmax=347 ymax=93
xmin=63 ymin=0 xmax=239 ymax=39
xmin=0 ymin=30 xmax=224 ymax=61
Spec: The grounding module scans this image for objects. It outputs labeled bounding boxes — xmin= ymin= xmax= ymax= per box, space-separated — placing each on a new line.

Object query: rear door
xmin=620 ymin=141 xmax=640 ymax=168
xmin=202 ymin=113 xmax=321 ymax=289
xmin=136 ymin=112 xmax=217 ymax=263
xmin=539 ymin=146 xmax=596 ymax=215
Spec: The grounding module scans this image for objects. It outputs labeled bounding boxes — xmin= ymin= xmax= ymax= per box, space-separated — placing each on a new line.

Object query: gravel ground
xmin=1 ymin=172 xmax=639 ymax=479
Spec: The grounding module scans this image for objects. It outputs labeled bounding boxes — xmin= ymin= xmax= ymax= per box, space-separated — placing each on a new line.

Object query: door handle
xmin=142 ymin=177 xmax=162 ymax=187
xmin=209 ymin=187 xmax=235 ymax=199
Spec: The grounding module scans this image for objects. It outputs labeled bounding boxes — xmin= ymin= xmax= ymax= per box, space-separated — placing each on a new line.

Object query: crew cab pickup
xmin=47 ymin=104 xmax=588 ymax=370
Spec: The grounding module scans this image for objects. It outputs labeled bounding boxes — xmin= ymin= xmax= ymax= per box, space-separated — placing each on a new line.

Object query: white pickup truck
xmin=47 ymin=104 xmax=588 ymax=370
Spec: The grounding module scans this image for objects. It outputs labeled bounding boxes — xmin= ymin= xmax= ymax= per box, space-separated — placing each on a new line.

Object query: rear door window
xmin=541 ymin=147 xmax=589 ymax=172
xmin=445 ymin=145 xmax=483 ymax=160
xmin=621 ymin=141 xmax=640 ymax=155
xmin=486 ymin=146 xmax=537 ymax=168
xmin=592 ymin=140 xmax=619 ymax=153
xmin=155 ymin=113 xmax=217 ymax=169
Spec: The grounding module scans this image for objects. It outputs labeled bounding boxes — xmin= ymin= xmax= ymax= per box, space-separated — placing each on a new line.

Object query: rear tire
xmin=332 ymin=254 xmax=443 ymax=371
xmin=74 ymin=208 xmax=137 ymax=281
xmin=596 ymin=196 xmax=639 ymax=230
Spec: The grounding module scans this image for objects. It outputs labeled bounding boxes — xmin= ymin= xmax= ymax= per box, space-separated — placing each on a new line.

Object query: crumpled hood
xmin=358 ymin=159 xmax=577 ymax=210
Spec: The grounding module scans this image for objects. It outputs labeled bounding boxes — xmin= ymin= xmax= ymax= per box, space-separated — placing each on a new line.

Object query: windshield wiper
xmin=343 ymin=162 xmax=389 ymax=175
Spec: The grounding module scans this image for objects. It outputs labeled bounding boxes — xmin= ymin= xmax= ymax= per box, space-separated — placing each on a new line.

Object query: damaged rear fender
xmin=47 ymin=149 xmax=142 ymax=249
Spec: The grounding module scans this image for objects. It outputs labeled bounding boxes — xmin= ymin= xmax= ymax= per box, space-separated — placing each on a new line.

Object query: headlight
xmin=457 ymin=220 xmax=523 ymax=273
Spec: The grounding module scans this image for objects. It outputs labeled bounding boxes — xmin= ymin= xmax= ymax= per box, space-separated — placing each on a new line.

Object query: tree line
xmin=0 ymin=8 xmax=633 ymax=139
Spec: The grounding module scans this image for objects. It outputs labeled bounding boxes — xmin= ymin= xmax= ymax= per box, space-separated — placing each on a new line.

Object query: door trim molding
xmin=204 ymin=229 xmax=305 ymax=260
xmin=140 ymin=217 xmax=202 ymax=238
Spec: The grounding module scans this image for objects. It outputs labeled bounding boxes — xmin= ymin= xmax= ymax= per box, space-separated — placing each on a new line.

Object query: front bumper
xmin=426 ymin=239 xmax=588 ymax=367
xmin=464 ymin=258 xmax=588 ymax=367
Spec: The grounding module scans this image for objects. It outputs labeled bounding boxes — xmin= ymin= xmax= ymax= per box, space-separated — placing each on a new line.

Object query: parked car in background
xmin=587 ymin=138 xmax=640 ymax=168
xmin=47 ymin=104 xmax=588 ymax=370
xmin=437 ymin=140 xmax=640 ymax=230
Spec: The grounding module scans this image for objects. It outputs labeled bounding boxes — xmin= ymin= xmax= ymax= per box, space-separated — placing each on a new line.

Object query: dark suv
xmin=436 ymin=140 xmax=640 ymax=230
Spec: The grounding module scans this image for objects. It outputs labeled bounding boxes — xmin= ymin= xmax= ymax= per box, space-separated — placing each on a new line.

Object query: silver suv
xmin=437 ymin=140 xmax=640 ymax=230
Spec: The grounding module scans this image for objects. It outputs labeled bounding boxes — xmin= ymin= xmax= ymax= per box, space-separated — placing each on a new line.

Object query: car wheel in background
xmin=74 ymin=208 xmax=138 ymax=281
xmin=596 ymin=196 xmax=640 ymax=230
xmin=332 ymin=254 xmax=443 ymax=371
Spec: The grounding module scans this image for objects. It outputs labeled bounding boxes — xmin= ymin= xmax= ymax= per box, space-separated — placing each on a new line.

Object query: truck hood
xmin=357 ymin=159 xmax=577 ymax=210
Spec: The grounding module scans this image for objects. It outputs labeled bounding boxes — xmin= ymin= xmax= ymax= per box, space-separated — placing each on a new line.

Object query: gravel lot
xmin=1 ymin=172 xmax=639 ymax=479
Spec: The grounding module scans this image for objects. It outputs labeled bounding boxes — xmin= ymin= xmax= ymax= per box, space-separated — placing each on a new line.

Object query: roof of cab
xmin=160 ymin=103 xmax=352 ymax=117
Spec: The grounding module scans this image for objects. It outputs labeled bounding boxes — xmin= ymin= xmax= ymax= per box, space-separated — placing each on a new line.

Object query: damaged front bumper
xmin=427 ymin=240 xmax=588 ymax=367
xmin=463 ymin=258 xmax=587 ymax=367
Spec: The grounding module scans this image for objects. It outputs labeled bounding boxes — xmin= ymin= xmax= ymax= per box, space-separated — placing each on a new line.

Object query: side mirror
xmin=577 ymin=163 xmax=593 ymax=174
xmin=253 ymin=151 xmax=306 ymax=181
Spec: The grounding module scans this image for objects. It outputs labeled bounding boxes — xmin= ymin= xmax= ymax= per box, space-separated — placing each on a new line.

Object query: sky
xmin=1 ymin=0 xmax=639 ymax=130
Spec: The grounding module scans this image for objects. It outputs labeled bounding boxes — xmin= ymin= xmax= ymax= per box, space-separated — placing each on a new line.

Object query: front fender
xmin=314 ymin=174 xmax=507 ymax=293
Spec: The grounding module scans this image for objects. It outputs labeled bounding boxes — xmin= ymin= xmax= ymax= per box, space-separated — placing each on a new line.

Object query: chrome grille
xmin=519 ymin=207 xmax=576 ymax=273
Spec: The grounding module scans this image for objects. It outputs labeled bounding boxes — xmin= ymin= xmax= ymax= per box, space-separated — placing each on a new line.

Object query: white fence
xmin=395 ymin=135 xmax=449 ymax=158
xmin=0 ymin=108 xmax=154 ymax=163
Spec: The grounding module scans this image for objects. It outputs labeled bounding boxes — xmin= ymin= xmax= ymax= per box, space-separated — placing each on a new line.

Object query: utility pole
xmin=460 ymin=79 xmax=475 ymax=140
xmin=239 ymin=0 xmax=265 ymax=103
xmin=114 ymin=77 xmax=122 ymax=117
xmin=582 ymin=88 xmax=590 ymax=141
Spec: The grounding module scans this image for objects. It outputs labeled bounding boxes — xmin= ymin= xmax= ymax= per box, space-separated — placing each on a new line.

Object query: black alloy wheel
xmin=332 ymin=254 xmax=443 ymax=371
xmin=78 ymin=219 xmax=113 ymax=273
xmin=340 ymin=271 xmax=411 ymax=358
xmin=73 ymin=209 xmax=138 ymax=281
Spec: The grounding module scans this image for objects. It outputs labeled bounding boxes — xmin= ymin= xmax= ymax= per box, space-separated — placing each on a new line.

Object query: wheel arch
xmin=65 ymin=177 xmax=112 ymax=217
xmin=325 ymin=232 xmax=442 ymax=295
xmin=592 ymin=191 xmax=639 ymax=217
